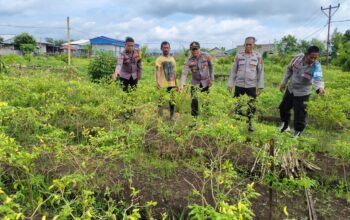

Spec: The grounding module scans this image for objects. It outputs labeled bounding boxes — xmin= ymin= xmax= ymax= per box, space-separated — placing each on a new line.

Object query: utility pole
xmin=321 ymin=3 xmax=340 ymax=67
xmin=67 ymin=16 xmax=71 ymax=66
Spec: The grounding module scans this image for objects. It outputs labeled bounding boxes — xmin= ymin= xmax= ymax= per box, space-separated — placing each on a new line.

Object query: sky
xmin=0 ymin=0 xmax=349 ymax=49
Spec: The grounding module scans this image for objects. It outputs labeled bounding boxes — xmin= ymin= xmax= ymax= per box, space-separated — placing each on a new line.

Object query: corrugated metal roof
xmin=90 ymin=36 xmax=139 ymax=48
xmin=0 ymin=35 xmax=15 ymax=44
xmin=62 ymin=39 xmax=90 ymax=46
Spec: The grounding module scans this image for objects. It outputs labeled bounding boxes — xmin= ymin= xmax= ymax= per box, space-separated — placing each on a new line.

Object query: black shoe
xmin=293 ymin=130 xmax=302 ymax=137
xmin=248 ymin=123 xmax=254 ymax=132
xmin=279 ymin=122 xmax=290 ymax=132
xmin=189 ymin=123 xmax=196 ymax=129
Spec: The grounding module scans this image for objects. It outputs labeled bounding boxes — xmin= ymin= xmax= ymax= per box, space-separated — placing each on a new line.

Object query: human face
xmin=305 ymin=52 xmax=319 ymax=65
xmin=161 ymin=44 xmax=170 ymax=56
xmin=244 ymin=38 xmax=255 ymax=54
xmin=191 ymin=48 xmax=200 ymax=57
xmin=125 ymin=41 xmax=134 ymax=53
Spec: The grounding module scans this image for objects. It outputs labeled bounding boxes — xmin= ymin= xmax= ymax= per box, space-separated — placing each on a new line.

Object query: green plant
xmin=14 ymin=33 xmax=36 ymax=54
xmin=0 ymin=56 xmax=7 ymax=73
xmin=87 ymin=51 xmax=116 ymax=81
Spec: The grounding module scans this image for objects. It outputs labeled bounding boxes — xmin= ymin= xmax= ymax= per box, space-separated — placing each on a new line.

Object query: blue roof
xmin=90 ymin=36 xmax=139 ymax=48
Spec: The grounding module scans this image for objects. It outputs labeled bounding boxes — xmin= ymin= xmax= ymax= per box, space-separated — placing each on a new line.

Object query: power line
xmin=0 ymin=24 xmax=65 ymax=29
xmin=301 ymin=23 xmax=328 ymax=40
xmin=300 ymin=9 xmax=324 ymax=29
xmin=332 ymin=19 xmax=350 ymax=23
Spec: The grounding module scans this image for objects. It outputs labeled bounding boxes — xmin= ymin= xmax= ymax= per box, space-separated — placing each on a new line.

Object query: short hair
xmin=245 ymin=36 xmax=256 ymax=43
xmin=306 ymin=45 xmax=320 ymax=54
xmin=160 ymin=41 xmax=170 ymax=49
xmin=125 ymin=37 xmax=134 ymax=43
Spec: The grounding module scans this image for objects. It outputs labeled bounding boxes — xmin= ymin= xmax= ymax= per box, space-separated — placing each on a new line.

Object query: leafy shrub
xmin=87 ymin=52 xmax=116 ymax=81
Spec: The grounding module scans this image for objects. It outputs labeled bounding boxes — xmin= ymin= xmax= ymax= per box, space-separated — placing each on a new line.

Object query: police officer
xmin=279 ymin=45 xmax=325 ymax=137
xmin=228 ymin=36 xmax=264 ymax=132
xmin=179 ymin=41 xmax=214 ymax=118
xmin=112 ymin=37 xmax=142 ymax=92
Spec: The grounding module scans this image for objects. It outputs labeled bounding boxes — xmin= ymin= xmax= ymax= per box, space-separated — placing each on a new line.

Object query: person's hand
xmin=318 ymin=88 xmax=326 ymax=96
xmin=208 ymin=80 xmax=213 ymax=87
xmin=156 ymin=81 xmax=161 ymax=89
xmin=257 ymin=88 xmax=263 ymax=96
xmin=178 ymin=85 xmax=184 ymax=93
xmin=228 ymin=86 xmax=233 ymax=93
xmin=112 ymin=72 xmax=119 ymax=81
xmin=279 ymin=83 xmax=286 ymax=93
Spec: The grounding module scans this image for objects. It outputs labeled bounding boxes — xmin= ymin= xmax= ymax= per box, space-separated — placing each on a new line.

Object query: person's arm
xmin=179 ymin=59 xmax=190 ymax=92
xmin=173 ymin=59 xmax=178 ymax=86
xmin=280 ymin=60 xmax=293 ymax=92
xmin=257 ymin=55 xmax=264 ymax=90
xmin=208 ymin=54 xmax=214 ymax=81
xmin=155 ymin=58 xmax=161 ymax=89
xmin=137 ymin=56 xmax=142 ymax=80
xmin=313 ymin=63 xmax=325 ymax=96
xmin=112 ymin=53 xmax=123 ymax=80
xmin=227 ymin=56 xmax=238 ymax=92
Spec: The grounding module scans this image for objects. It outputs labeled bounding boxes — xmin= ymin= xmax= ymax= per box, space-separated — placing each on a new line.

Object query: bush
xmin=87 ymin=52 xmax=116 ymax=81
xmin=54 ymin=53 xmax=69 ymax=64
xmin=0 ymin=56 xmax=7 ymax=73
xmin=2 ymin=54 xmax=27 ymax=65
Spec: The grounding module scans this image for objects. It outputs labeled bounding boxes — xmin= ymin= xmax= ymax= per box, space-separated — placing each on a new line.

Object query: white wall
xmin=0 ymin=46 xmax=21 ymax=55
xmin=92 ymin=44 xmax=123 ymax=57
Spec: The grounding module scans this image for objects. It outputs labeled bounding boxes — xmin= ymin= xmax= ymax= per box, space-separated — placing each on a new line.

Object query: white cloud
xmin=0 ymin=0 xmax=349 ymax=49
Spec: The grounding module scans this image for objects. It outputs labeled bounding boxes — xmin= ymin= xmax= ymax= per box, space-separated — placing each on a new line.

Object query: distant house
xmin=225 ymin=48 xmax=236 ymax=55
xmin=236 ymin=43 xmax=277 ymax=55
xmin=62 ymin=39 xmax=90 ymax=57
xmin=0 ymin=35 xmax=19 ymax=55
xmin=36 ymin=39 xmax=60 ymax=55
xmin=209 ymin=47 xmax=226 ymax=58
xmin=0 ymin=35 xmax=60 ymax=55
xmin=89 ymin=36 xmax=139 ymax=57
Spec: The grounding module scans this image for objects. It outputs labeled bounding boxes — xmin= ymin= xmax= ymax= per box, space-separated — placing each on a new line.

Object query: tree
xmin=0 ymin=36 xmax=3 ymax=44
xmin=279 ymin=35 xmax=299 ymax=54
xmin=344 ymin=29 xmax=350 ymax=42
xmin=310 ymin=38 xmax=326 ymax=54
xmin=54 ymin=39 xmax=65 ymax=47
xmin=140 ymin=45 xmax=149 ymax=59
xmin=334 ymin=41 xmax=350 ymax=72
xmin=45 ymin=37 xmax=54 ymax=44
xmin=14 ymin=33 xmax=36 ymax=54
xmin=331 ymin=29 xmax=344 ymax=60
xmin=299 ymin=40 xmax=310 ymax=53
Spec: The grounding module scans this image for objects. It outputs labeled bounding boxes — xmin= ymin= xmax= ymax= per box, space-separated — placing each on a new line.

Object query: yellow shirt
xmin=155 ymin=55 xmax=177 ymax=88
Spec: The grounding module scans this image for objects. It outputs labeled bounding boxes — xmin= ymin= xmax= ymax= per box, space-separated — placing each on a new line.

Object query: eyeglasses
xmin=191 ymin=48 xmax=199 ymax=51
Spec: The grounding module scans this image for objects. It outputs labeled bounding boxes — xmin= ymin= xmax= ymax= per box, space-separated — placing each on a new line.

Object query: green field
xmin=0 ymin=54 xmax=349 ymax=219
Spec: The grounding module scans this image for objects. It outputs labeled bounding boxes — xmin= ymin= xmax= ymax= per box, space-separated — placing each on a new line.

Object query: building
xmin=89 ymin=36 xmax=139 ymax=57
xmin=0 ymin=35 xmax=60 ymax=55
xmin=0 ymin=35 xmax=19 ymax=55
xmin=36 ymin=39 xmax=60 ymax=55
xmin=209 ymin=47 xmax=226 ymax=58
xmin=236 ymin=43 xmax=277 ymax=55
xmin=62 ymin=39 xmax=90 ymax=57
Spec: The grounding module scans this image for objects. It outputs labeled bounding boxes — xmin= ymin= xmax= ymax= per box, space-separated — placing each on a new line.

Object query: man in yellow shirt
xmin=155 ymin=41 xmax=178 ymax=120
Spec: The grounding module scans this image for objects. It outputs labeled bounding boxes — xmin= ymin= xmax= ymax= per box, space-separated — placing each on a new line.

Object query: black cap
xmin=190 ymin=41 xmax=200 ymax=49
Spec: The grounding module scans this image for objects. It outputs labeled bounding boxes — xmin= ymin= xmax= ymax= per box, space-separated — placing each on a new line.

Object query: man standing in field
xmin=228 ymin=36 xmax=264 ymax=132
xmin=112 ymin=37 xmax=142 ymax=92
xmin=155 ymin=41 xmax=178 ymax=120
xmin=279 ymin=46 xmax=325 ymax=137
xmin=179 ymin=41 xmax=214 ymax=118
